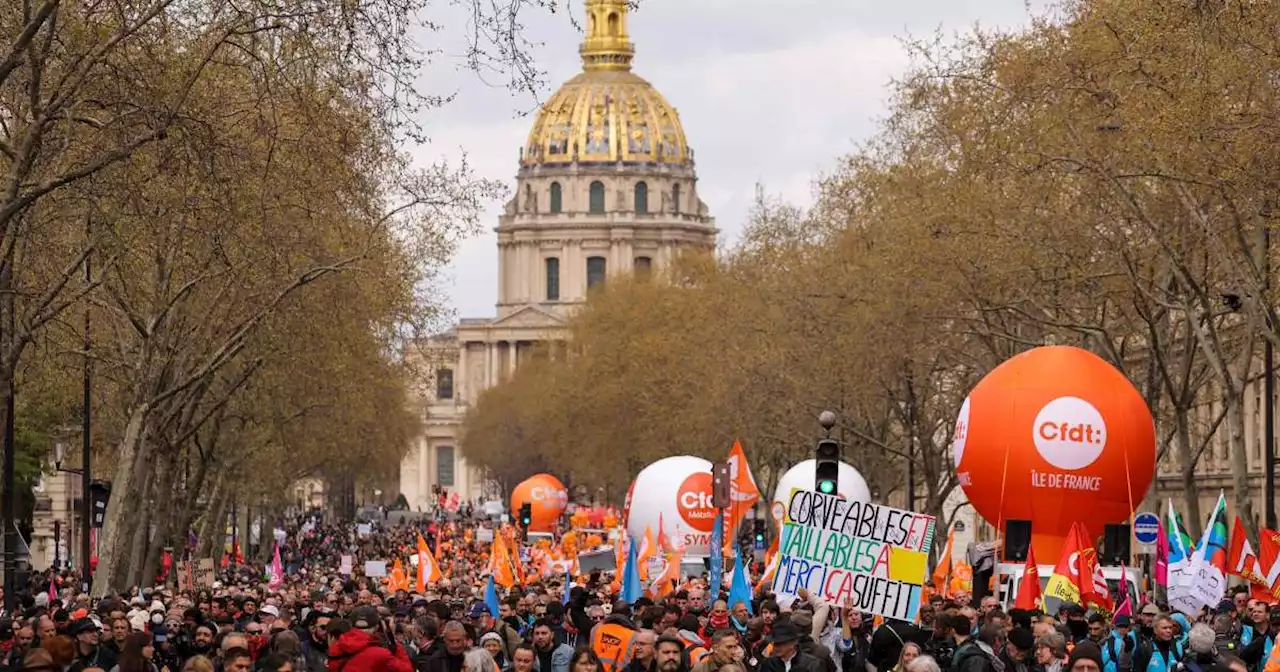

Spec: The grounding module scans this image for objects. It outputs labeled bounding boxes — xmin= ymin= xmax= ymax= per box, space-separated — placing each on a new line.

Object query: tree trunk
xmin=196 ymin=475 xmax=227 ymax=560
xmin=92 ymin=403 xmax=150 ymax=596
xmin=1228 ymin=390 xmax=1257 ymax=537
xmin=140 ymin=452 xmax=179 ymax=586
xmin=1176 ymin=407 xmax=1201 ymax=526
xmin=257 ymin=509 xmax=279 ymax=564
xmin=123 ymin=464 xmax=157 ymax=588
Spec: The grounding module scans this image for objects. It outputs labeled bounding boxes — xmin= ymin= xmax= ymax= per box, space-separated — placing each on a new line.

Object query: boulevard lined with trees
xmin=0 ymin=0 xmax=567 ymax=592
xmin=461 ymin=0 xmax=1280 ymax=535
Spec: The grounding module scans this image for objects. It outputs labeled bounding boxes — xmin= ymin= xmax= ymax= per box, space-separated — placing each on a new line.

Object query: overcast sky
xmin=410 ymin=0 xmax=1054 ymax=320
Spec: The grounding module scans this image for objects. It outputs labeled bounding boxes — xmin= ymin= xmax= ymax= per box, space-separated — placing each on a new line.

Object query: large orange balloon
xmin=955 ymin=346 xmax=1155 ymax=562
xmin=510 ymin=474 xmax=569 ymax=532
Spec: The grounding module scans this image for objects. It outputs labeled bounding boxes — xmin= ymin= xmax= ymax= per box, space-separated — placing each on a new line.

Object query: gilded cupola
xmin=521 ymin=0 xmax=692 ymax=168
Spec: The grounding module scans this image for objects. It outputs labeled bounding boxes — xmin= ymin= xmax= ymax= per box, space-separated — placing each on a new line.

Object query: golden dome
xmin=521 ymin=0 xmax=691 ymax=168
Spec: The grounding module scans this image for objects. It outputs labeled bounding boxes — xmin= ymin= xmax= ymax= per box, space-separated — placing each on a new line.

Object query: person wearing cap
xmin=1101 ymin=615 xmax=1139 ymax=672
xmin=1069 ymin=641 xmax=1104 ymax=672
xmin=326 ymin=606 xmax=412 ymax=672
xmin=759 ymin=622 xmax=820 ymax=672
xmin=68 ymin=618 xmax=117 ymax=672
xmin=260 ymin=606 xmax=281 ymax=631
xmin=1006 ymin=627 xmax=1036 ymax=672
xmin=479 ymin=632 xmax=507 ymax=670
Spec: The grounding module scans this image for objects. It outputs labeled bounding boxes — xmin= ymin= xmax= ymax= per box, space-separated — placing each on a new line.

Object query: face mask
xmin=152 ymin=614 xmax=164 ymax=626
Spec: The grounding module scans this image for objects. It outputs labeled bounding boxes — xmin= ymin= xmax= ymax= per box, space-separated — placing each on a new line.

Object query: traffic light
xmin=519 ymin=502 xmax=532 ymax=528
xmin=753 ymin=519 xmax=767 ymax=546
xmin=815 ymin=439 xmax=840 ymax=496
xmin=89 ymin=481 xmax=112 ymax=528
xmin=711 ymin=460 xmax=731 ymax=509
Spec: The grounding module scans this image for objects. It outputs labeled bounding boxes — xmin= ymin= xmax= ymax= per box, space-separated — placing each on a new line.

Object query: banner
xmin=771 ymin=489 xmax=935 ymax=620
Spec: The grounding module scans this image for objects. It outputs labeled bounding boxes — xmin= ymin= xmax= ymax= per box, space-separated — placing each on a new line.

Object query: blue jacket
xmin=1101 ymin=630 xmax=1139 ymax=672
xmin=531 ymin=643 xmax=574 ymax=672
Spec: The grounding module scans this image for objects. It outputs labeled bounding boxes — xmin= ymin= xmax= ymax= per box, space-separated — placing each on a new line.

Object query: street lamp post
xmin=52 ymin=441 xmax=90 ymax=590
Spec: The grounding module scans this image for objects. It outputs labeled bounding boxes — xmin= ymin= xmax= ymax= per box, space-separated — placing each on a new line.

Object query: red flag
xmin=1014 ymin=545 xmax=1041 ymax=610
xmin=1078 ymin=523 xmax=1114 ymax=611
xmin=1229 ymin=516 xmax=1265 ymax=584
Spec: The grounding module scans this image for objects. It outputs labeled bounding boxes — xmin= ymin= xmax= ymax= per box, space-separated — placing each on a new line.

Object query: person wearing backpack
xmin=1102 ymin=616 xmax=1140 ymax=672
xmin=1173 ymin=625 xmax=1218 ymax=672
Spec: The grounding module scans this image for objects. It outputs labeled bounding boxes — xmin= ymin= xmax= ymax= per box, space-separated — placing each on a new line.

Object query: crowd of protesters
xmin=0 ymin=519 xmax=1271 ymax=672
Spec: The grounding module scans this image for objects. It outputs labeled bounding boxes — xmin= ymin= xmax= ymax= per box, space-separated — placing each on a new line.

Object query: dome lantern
xmin=580 ymin=0 xmax=634 ymax=72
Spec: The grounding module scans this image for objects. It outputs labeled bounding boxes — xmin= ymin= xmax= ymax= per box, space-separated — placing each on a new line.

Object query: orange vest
xmin=684 ymin=644 xmax=709 ymax=668
xmin=592 ymin=623 xmax=637 ymax=672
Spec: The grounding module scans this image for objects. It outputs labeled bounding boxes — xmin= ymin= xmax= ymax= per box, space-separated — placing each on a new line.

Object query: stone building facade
xmin=399 ymin=0 xmax=718 ymax=509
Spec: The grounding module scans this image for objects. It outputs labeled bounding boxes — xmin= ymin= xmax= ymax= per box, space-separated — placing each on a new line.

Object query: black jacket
xmin=420 ymin=649 xmax=464 ymax=672
xmin=759 ymin=653 xmax=822 ymax=672
xmin=952 ymin=641 xmax=999 ymax=672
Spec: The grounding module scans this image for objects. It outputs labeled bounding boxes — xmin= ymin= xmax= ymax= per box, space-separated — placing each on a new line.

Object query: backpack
xmin=1107 ymin=637 xmax=1134 ymax=672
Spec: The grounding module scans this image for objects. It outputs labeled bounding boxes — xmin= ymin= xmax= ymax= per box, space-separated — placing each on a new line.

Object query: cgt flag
xmin=1013 ymin=545 xmax=1041 ymax=610
xmin=1044 ymin=523 xmax=1087 ymax=604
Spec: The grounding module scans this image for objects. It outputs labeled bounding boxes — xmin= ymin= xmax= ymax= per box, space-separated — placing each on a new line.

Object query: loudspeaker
xmin=1103 ymin=524 xmax=1131 ymax=565
xmin=1004 ymin=520 xmax=1032 ymax=562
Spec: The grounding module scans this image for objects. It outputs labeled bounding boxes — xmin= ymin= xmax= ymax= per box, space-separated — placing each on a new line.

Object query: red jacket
xmin=328 ymin=630 xmax=414 ymax=672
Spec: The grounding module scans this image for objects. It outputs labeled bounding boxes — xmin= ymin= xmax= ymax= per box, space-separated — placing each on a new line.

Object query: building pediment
xmin=489 ymin=305 xmax=566 ymax=330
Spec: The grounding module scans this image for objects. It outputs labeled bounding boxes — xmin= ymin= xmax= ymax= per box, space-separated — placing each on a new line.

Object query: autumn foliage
xmin=462 ymin=0 xmax=1280 ymax=534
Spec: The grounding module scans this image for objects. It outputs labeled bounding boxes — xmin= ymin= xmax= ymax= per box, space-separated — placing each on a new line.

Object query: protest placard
xmin=771 ymin=489 xmax=935 ymax=621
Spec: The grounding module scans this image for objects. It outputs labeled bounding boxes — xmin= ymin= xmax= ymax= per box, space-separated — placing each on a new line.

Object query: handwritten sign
xmin=771 ymin=489 xmax=936 ymax=621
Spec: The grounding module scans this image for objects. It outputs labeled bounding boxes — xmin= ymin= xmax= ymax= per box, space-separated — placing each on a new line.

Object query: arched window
xmin=545 ymin=257 xmax=560 ymax=301
xmin=587 ymin=256 xmax=607 ymax=289
xmin=634 ymin=256 xmax=652 ymax=279
xmin=607 ymin=12 xmax=619 ymax=36
xmin=672 ymin=183 xmax=681 ymax=214
xmin=634 ymin=181 xmax=648 ymax=214
xmin=589 ymin=181 xmax=605 ymax=213
xmin=549 ymin=182 xmax=562 ymax=213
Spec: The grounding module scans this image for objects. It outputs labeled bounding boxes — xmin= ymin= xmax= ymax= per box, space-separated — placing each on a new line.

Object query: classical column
xmin=457 ymin=341 xmax=468 ymax=402
xmin=418 ymin=438 xmax=428 ymax=504
xmin=497 ymin=243 xmax=508 ymax=305
xmin=507 ymin=341 xmax=518 ymax=377
xmin=487 ymin=342 xmax=499 ymax=388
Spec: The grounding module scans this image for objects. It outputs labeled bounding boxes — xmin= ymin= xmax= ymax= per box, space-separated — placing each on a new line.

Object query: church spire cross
xmin=579 ymin=0 xmax=634 ymax=72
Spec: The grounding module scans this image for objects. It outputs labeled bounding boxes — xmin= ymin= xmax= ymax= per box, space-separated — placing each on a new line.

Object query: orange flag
xmin=388 ymin=558 xmax=410 ymax=592
xmin=933 ymin=530 xmax=954 ymax=596
xmin=416 ymin=534 xmax=442 ymax=592
xmin=489 ymin=533 xmax=518 ymax=588
xmin=1014 ymin=545 xmax=1041 ymax=610
xmin=727 ymin=440 xmax=761 ymax=536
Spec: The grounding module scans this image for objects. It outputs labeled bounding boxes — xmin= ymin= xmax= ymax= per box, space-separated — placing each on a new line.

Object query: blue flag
xmin=621 ymin=534 xmax=643 ymax=604
xmin=709 ymin=510 xmax=724 ymax=593
xmin=728 ymin=554 xmax=753 ymax=615
xmin=484 ymin=574 xmax=501 ymax=618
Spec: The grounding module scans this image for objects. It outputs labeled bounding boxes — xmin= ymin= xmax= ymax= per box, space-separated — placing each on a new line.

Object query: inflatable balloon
xmin=771 ymin=459 xmax=871 ymax=523
xmin=625 ymin=456 xmax=716 ymax=556
xmin=510 ymin=473 xmax=569 ymax=532
xmin=954 ymin=345 xmax=1155 ymax=561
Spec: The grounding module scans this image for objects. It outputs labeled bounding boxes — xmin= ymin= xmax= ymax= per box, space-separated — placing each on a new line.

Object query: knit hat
xmin=1007 ymin=628 xmax=1034 ymax=653
xmin=1068 ymin=641 xmax=1104 ymax=672
xmin=480 ymin=632 xmax=504 ymax=648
